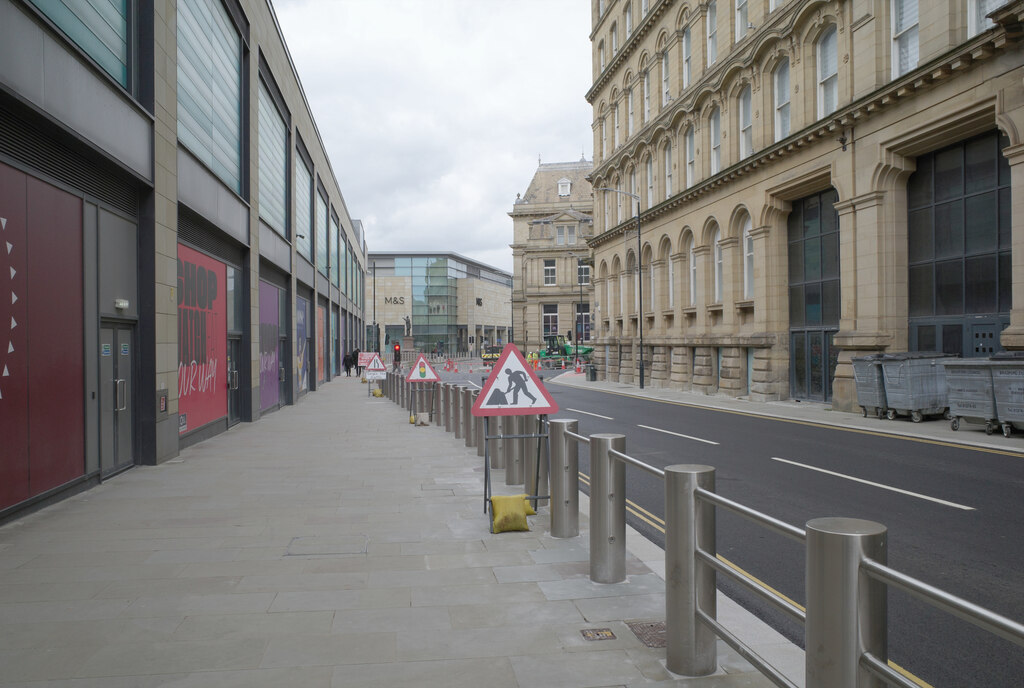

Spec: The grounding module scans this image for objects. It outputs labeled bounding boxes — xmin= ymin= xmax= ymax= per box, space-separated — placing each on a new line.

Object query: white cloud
xmin=273 ymin=0 xmax=593 ymax=273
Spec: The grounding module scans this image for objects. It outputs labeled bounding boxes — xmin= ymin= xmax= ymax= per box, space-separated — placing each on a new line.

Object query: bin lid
xmin=851 ymin=353 xmax=887 ymax=362
xmin=880 ymin=351 xmax=953 ymax=360
xmin=990 ymin=350 xmax=1024 ymax=360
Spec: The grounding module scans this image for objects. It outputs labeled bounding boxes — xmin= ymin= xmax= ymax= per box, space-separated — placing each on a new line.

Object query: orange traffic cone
xmin=454 ymin=363 xmax=459 ymax=373
xmin=561 ymin=359 xmax=566 ymax=370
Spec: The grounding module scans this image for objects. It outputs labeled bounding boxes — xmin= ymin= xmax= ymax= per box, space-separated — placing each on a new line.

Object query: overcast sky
xmin=273 ymin=0 xmax=593 ymax=274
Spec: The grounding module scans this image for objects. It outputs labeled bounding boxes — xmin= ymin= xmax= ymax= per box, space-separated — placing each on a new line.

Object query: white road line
xmin=638 ymin=424 xmax=720 ymax=445
xmin=770 ymin=457 xmax=975 ymax=511
xmin=566 ymin=407 xmax=614 ymax=420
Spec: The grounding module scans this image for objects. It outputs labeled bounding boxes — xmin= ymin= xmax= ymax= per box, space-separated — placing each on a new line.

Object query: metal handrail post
xmin=443 ymin=384 xmax=452 ymax=432
xmin=463 ymin=388 xmax=474 ymax=447
xmin=506 ymin=415 xmax=524 ymax=485
xmin=548 ymin=420 xmax=579 ymax=538
xmin=524 ymin=415 xmax=538 ymax=499
xmin=491 ymin=416 xmax=506 ymax=469
xmin=590 ymin=433 xmax=626 ymax=583
xmin=805 ymin=517 xmax=888 ymax=688
xmin=386 ymin=371 xmax=392 ymax=401
xmin=665 ymin=464 xmax=717 ymax=676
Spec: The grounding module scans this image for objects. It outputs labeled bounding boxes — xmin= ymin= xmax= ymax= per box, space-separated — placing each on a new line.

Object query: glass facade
xmin=258 ymin=79 xmax=288 ymax=235
xmin=177 ymin=0 xmax=243 ymax=193
xmin=316 ymin=191 xmax=328 ymax=277
xmin=29 ymin=0 xmax=129 ymax=87
xmin=330 ymin=215 xmax=339 ymax=287
xmin=295 ymin=156 xmax=313 ymax=260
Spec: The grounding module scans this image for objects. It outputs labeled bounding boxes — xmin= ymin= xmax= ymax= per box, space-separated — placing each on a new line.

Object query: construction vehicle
xmin=531 ymin=334 xmax=594 ymax=368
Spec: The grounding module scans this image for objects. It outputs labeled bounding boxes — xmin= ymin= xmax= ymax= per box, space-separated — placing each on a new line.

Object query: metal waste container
xmin=879 ymin=352 xmax=955 ymax=422
xmin=989 ymin=351 xmax=1024 ymax=437
xmin=944 ymin=359 xmax=996 ymax=433
xmin=852 ymin=354 xmax=887 ymax=418
xmin=586 ymin=364 xmax=597 ymax=382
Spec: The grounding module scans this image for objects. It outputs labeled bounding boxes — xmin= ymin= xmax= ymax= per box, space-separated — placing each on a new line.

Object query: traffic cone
xmin=561 ymin=359 xmax=566 ymax=370
xmin=454 ymin=363 xmax=459 ymax=373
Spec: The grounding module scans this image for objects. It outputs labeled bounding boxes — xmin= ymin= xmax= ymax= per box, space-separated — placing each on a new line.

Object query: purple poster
xmin=296 ymin=296 xmax=309 ymax=394
xmin=259 ymin=281 xmax=279 ymax=411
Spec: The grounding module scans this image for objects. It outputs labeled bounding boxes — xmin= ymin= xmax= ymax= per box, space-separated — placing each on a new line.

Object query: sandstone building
xmin=586 ymin=0 xmax=1024 ymax=410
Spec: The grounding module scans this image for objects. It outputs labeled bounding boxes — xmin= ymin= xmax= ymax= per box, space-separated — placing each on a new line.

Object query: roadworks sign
xmin=364 ymin=353 xmax=387 ymax=380
xmin=472 ymin=343 xmax=558 ymax=417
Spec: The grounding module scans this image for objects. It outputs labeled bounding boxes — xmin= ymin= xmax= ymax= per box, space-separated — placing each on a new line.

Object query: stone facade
xmin=510 ymin=160 xmax=596 ymax=356
xmin=587 ymin=0 xmax=1024 ymax=410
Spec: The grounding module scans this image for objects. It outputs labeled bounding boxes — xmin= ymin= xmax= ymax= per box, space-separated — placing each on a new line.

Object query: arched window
xmin=817 ymin=26 xmax=838 ymax=118
xmin=646 ymin=156 xmax=654 ymax=208
xmin=600 ymin=116 xmax=607 ymax=160
xmin=668 ymin=251 xmax=675 ymax=308
xmin=611 ymin=22 xmax=618 ymax=54
xmin=742 ymin=216 xmax=754 ymax=299
xmin=599 ymin=40 xmax=606 ymax=72
xmin=614 ymin=104 xmax=620 ymax=148
xmin=682 ymin=28 xmax=692 ymax=89
xmin=616 ymin=181 xmax=624 ymax=223
xmin=664 ymin=142 xmax=673 ymax=197
xmin=643 ymin=72 xmax=651 ymax=122
xmin=662 ymin=51 xmax=671 ymax=105
xmin=624 ymin=2 xmax=633 ymax=35
xmin=688 ymin=236 xmax=697 ymax=306
xmin=774 ymin=59 xmax=791 ymax=141
xmin=685 ymin=126 xmax=695 ymax=187
xmin=712 ymin=227 xmax=723 ymax=302
xmin=627 ymin=88 xmax=634 ymax=136
xmin=707 ymin=1 xmax=718 ymax=65
xmin=736 ymin=0 xmax=748 ymax=42
xmin=739 ymin=85 xmax=752 ymax=159
xmin=710 ymin=107 xmax=721 ymax=174
xmin=630 ymin=168 xmax=638 ymax=214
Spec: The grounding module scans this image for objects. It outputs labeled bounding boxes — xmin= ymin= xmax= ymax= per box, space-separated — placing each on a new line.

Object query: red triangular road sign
xmin=472 ymin=343 xmax=558 ymax=417
xmin=365 ymin=353 xmax=387 ymax=371
xmin=406 ymin=354 xmax=440 ymax=383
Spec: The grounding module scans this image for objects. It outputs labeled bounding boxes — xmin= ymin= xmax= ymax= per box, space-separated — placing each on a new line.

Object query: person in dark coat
xmin=343 ymin=352 xmax=353 ymax=377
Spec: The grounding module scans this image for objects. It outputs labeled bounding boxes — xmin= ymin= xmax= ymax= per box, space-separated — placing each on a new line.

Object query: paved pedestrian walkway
xmin=0 ymin=377 xmax=799 ymax=688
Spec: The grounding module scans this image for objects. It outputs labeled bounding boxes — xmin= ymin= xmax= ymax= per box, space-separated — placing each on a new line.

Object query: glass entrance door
xmin=100 ymin=324 xmax=134 ymax=477
xmin=227 ymin=337 xmax=241 ymax=425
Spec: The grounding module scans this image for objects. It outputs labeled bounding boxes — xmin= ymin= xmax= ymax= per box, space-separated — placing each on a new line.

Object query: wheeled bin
xmin=989 ymin=352 xmax=1024 ymax=437
xmin=852 ymin=354 xmax=888 ymax=418
xmin=943 ymin=359 xmax=996 ymax=433
xmin=878 ymin=352 xmax=955 ymax=422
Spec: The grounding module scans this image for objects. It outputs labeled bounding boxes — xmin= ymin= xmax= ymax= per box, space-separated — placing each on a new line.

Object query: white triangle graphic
xmin=7 ymin=341 xmax=12 ymax=353
xmin=10 ymin=292 xmax=15 ymax=305
xmin=10 ymin=316 xmax=16 ymax=329
xmin=9 ymin=266 xmax=14 ymax=279
xmin=2 ymin=365 xmax=7 ymax=376
xmin=5 ymin=242 xmax=11 ymax=254
xmin=1 ymin=217 xmax=6 ymax=230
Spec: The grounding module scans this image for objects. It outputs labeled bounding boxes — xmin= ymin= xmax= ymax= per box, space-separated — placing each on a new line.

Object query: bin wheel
xmin=861 ymin=406 xmax=868 ymax=417
xmin=876 ymin=408 xmax=886 ymax=420
xmin=911 ymin=410 xmax=923 ymax=423
xmin=985 ymin=422 xmax=995 ymax=436
xmin=1003 ymin=423 xmax=1012 ymax=438
xmin=886 ymin=409 xmax=897 ymax=420
xmin=943 ymin=409 xmax=952 ymax=421
xmin=950 ymin=417 xmax=960 ymax=431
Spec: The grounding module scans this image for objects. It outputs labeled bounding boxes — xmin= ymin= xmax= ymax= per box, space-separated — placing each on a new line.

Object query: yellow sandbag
xmin=491 ymin=495 xmax=530 ymax=533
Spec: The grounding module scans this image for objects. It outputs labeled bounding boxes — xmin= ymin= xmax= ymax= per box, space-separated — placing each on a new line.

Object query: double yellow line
xmin=577 ymin=471 xmax=933 ymax=688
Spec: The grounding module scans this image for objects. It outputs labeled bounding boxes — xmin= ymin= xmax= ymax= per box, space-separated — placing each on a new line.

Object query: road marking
xmin=567 ymin=407 xmax=614 ymax=420
xmin=638 ymin=424 xmax=719 ymax=445
xmin=770 ymin=457 xmax=975 ymax=511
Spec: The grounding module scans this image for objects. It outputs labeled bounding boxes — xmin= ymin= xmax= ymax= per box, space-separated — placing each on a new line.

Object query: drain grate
xmin=628 ymin=621 xmax=666 ymax=648
xmin=581 ymin=628 xmax=616 ymax=641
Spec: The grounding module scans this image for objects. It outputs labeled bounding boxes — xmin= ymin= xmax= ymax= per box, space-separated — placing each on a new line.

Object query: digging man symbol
xmin=504 ymin=367 xmax=537 ymax=406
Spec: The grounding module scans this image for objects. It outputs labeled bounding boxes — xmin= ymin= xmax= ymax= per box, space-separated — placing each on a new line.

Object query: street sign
xmin=472 ymin=343 xmax=558 ymax=417
xmin=364 ymin=352 xmax=387 ymax=380
xmin=357 ymin=352 xmax=375 ymax=368
xmin=406 ymin=354 xmax=440 ymax=383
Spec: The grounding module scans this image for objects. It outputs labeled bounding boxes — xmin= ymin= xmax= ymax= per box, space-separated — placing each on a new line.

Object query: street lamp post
xmin=595 ymin=188 xmax=644 ymax=389
xmin=569 ymin=253 xmax=586 ymax=370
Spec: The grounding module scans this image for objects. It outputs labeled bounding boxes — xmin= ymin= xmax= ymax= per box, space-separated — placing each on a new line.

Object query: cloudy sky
xmin=273 ymin=0 xmax=594 ymax=274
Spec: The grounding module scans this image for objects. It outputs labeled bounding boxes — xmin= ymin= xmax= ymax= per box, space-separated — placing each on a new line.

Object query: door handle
xmin=279 ymin=366 xmax=286 ymax=382
xmin=231 ymin=370 xmax=239 ymax=390
xmin=116 ymin=379 xmax=127 ymax=411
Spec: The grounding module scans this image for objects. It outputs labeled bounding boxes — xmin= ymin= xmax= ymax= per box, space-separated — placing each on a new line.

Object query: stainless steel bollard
xmin=537 ymin=419 xmax=549 ymax=509
xmin=805 ymin=518 xmax=888 ymax=688
xmin=589 ymin=433 xmax=626 ymax=583
xmin=443 ymin=384 xmax=452 ymax=432
xmin=434 ymin=382 xmax=443 ymax=426
xmin=665 ymin=465 xmax=717 ymax=676
xmin=475 ymin=392 xmax=485 ymax=457
xmin=491 ymin=416 xmax=505 ymax=469
xmin=523 ymin=415 xmax=538 ymax=498
xmin=548 ymin=420 xmax=579 ymax=538
xmin=463 ymin=387 xmax=474 ymax=447
xmin=505 ymin=415 xmax=524 ymax=485
xmin=453 ymin=386 xmax=464 ymax=439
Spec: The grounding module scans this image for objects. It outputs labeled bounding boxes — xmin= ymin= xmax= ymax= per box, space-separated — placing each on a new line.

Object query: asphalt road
xmin=440 ymin=365 xmax=1023 ymax=688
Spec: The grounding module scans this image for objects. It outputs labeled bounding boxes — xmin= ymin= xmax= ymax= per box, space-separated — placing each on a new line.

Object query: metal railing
xmin=380 ymin=381 xmax=1024 ymax=686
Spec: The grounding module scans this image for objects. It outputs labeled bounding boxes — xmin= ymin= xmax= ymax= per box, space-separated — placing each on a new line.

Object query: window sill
xmin=735 ymin=299 xmax=754 ymax=312
xmin=682 ymin=306 xmax=698 ymax=316
xmin=706 ymin=303 xmax=724 ymax=315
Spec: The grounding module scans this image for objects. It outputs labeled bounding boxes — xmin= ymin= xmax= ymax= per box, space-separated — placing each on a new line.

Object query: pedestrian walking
xmin=343 ymin=352 xmax=352 ymax=377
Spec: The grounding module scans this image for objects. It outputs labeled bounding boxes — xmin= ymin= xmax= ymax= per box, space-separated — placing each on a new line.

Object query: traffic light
xmin=393 ymin=342 xmax=401 ymax=365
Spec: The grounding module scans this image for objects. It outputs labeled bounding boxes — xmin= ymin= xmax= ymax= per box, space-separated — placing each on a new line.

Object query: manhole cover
xmin=581 ymin=628 xmax=616 ymax=641
xmin=628 ymin=621 xmax=666 ymax=648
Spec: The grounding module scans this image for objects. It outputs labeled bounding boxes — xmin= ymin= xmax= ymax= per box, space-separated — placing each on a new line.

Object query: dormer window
xmin=558 ymin=178 xmax=571 ymax=196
